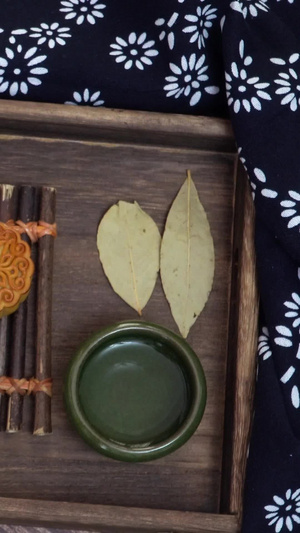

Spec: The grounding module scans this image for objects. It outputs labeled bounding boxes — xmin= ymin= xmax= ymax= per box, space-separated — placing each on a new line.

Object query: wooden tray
xmin=0 ymin=100 xmax=258 ymax=533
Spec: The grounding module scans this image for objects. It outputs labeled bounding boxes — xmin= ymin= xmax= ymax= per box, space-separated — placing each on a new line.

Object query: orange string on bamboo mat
xmin=6 ymin=220 xmax=57 ymax=243
xmin=0 ymin=376 xmax=53 ymax=397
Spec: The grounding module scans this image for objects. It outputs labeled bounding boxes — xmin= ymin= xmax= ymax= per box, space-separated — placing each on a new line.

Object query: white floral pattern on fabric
xmin=9 ymin=29 xmax=27 ymax=45
xmin=265 ymin=488 xmax=300 ymax=532
xmin=253 ymin=167 xmax=278 ymax=199
xmin=0 ymin=29 xmax=4 ymax=34
xmin=284 ymin=293 xmax=300 ymax=329
xmin=230 ymin=0 xmax=269 ymax=18
xmin=280 ymin=191 xmax=300 ymax=229
xmin=258 ymin=327 xmax=272 ymax=360
xmin=274 ymin=325 xmax=293 ymax=348
xmin=238 ymin=148 xmax=256 ymax=198
xmin=291 ymin=385 xmax=300 ymax=409
xmin=237 ymin=148 xmax=278 ymax=200
xmin=29 ymin=23 xmax=71 ymax=49
xmin=237 ymin=147 xmax=246 ymax=167
xmin=280 ymin=292 xmax=300 ymax=408
xmin=271 ymin=54 xmax=300 ymax=112
xmin=183 ymin=4 xmax=218 ymax=50
xmin=270 ymin=283 xmax=300 ymax=409
xmin=278 ymin=344 xmax=300 ymax=408
xmin=226 ymin=40 xmax=271 ymax=113
xmin=281 ymin=365 xmax=296 ymax=385
xmin=164 ymin=53 xmax=219 ymax=107
xmin=0 ymin=44 xmax=48 ymax=96
xmin=155 ymin=12 xmax=179 ymax=51
xmin=110 ymin=32 xmax=159 ymax=70
xmin=220 ymin=15 xmax=226 ymax=32
xmin=65 ymin=88 xmax=104 ymax=106
xmin=60 ymin=0 xmax=106 ymax=25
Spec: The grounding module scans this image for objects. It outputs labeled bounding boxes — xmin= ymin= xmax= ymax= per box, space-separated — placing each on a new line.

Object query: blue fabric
xmin=0 ymin=1 xmax=227 ymax=115
xmin=221 ymin=3 xmax=300 ymax=532
xmin=1 ymin=1 xmax=300 ymax=531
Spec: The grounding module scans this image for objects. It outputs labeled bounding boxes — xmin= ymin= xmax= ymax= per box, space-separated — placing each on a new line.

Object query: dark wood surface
xmin=34 ymin=187 xmax=56 ymax=435
xmin=0 ymin=101 xmax=235 ymax=154
xmin=23 ymin=188 xmax=40 ymax=432
xmin=0 ymin=100 xmax=258 ymax=532
xmin=0 ymin=498 xmax=238 ymax=533
xmin=220 ymin=162 xmax=259 ymax=521
xmin=0 ymin=185 xmax=19 ymax=430
xmin=7 ymin=186 xmax=37 ymax=433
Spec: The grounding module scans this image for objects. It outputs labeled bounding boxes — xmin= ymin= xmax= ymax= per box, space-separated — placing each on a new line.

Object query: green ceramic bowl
xmin=64 ymin=321 xmax=206 ymax=462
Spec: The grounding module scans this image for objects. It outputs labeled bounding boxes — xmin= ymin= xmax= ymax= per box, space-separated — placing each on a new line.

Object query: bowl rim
xmin=64 ymin=321 xmax=207 ymax=462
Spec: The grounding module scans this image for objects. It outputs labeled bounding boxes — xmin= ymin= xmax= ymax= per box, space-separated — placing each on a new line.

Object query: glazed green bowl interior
xmin=65 ymin=321 xmax=207 ymax=462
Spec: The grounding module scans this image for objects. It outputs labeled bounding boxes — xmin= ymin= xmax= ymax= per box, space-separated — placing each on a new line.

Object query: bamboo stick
xmin=0 ymin=185 xmax=19 ymax=431
xmin=33 ymin=187 xmax=56 ymax=435
xmin=24 ymin=187 xmax=41 ymax=431
xmin=6 ymin=186 xmax=38 ymax=433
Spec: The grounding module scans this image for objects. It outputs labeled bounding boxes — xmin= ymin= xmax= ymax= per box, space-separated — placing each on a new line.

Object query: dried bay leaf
xmin=160 ymin=171 xmax=215 ymax=338
xmin=97 ymin=201 xmax=161 ymax=315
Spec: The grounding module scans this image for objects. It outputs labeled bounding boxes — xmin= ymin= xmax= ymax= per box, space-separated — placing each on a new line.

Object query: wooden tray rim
xmin=0 ymin=100 xmax=258 ymax=533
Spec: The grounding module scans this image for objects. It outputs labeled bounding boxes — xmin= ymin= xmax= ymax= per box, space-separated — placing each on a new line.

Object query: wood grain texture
xmin=0 ymin=498 xmax=238 ymax=533
xmin=220 ymin=161 xmax=259 ymax=523
xmin=23 ymin=189 xmax=40 ymax=432
xmin=0 ymin=127 xmax=234 ymax=514
xmin=0 ymin=100 xmax=235 ymax=153
xmin=0 ymin=101 xmax=258 ymax=532
xmin=0 ymin=185 xmax=19 ymax=431
xmin=34 ymin=187 xmax=56 ymax=436
xmin=7 ymin=186 xmax=38 ymax=433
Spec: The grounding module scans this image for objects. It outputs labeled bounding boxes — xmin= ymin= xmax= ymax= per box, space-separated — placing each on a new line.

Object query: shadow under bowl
xmin=64 ymin=321 xmax=207 ymax=462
